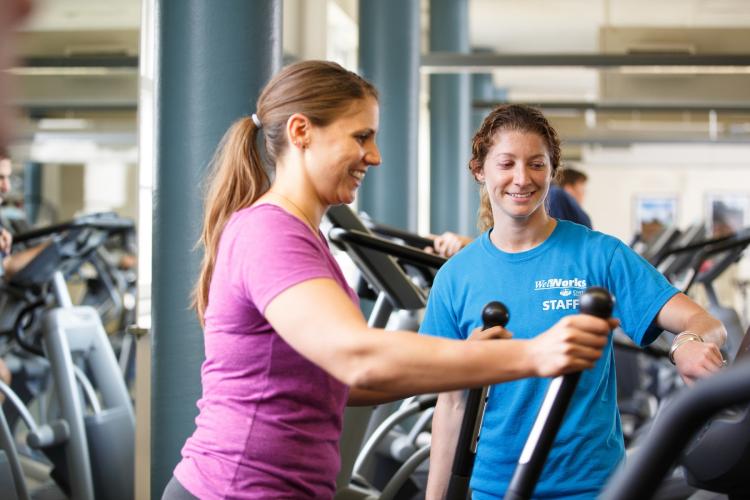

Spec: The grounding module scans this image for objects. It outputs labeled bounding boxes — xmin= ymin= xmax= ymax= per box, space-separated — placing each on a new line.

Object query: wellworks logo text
xmin=534 ymin=278 xmax=587 ymax=290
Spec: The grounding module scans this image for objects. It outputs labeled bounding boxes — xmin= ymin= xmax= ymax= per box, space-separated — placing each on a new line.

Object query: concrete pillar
xmin=149 ymin=1 xmax=281 ymax=496
xmin=429 ymin=0 xmax=475 ymax=235
xmin=358 ymin=0 xmax=420 ymax=230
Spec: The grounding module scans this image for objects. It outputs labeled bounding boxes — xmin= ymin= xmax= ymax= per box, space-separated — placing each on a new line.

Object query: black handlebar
xmin=328 ymin=227 xmax=446 ymax=269
xmin=446 ymin=301 xmax=510 ymax=500
xmin=683 ymin=234 xmax=750 ymax=293
xmin=13 ymin=213 xmax=134 ymax=245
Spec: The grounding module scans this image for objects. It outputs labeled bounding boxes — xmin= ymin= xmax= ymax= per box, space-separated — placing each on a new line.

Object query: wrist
xmin=521 ymin=338 xmax=542 ymax=377
xmin=669 ymin=332 xmax=704 ymax=365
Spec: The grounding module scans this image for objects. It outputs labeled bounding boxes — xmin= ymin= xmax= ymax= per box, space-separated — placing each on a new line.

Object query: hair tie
xmin=251 ymin=113 xmax=262 ymax=129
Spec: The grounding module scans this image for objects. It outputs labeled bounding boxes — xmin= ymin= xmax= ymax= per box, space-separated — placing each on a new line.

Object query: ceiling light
xmin=38 ymin=118 xmax=89 ymax=130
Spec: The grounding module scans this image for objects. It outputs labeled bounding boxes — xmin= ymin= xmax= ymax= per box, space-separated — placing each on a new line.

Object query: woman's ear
xmin=287 ymin=113 xmax=312 ymax=149
xmin=470 ymin=160 xmax=485 ymax=183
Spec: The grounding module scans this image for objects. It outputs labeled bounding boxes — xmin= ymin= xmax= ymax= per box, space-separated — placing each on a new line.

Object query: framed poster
xmin=706 ymin=193 xmax=750 ymax=237
xmin=633 ymin=195 xmax=678 ymax=243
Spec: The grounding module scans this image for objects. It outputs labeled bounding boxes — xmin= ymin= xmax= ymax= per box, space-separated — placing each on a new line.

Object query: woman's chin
xmin=335 ymin=192 xmax=356 ymax=206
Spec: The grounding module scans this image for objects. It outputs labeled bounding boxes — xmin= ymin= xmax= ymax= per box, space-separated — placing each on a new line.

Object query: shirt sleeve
xmin=605 ymin=240 xmax=679 ymax=346
xmin=233 ymin=215 xmax=337 ymax=314
xmin=419 ymin=269 xmax=464 ymax=340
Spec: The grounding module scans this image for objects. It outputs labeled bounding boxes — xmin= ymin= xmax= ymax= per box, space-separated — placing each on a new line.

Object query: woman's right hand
xmin=528 ymin=315 xmax=619 ymax=377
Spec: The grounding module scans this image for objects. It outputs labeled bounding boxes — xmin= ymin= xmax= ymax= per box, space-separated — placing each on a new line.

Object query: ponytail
xmin=193 ymin=116 xmax=268 ymax=325
xmin=477 ymin=185 xmax=493 ymax=232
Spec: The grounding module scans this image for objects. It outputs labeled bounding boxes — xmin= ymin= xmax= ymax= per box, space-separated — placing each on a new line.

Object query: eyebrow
xmin=354 ymin=128 xmax=376 ymax=136
xmin=491 ymin=152 xmax=546 ymax=160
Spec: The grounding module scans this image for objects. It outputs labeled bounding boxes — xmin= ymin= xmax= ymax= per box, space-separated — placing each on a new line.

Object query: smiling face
xmin=474 ymin=129 xmax=553 ymax=224
xmin=306 ymin=96 xmax=381 ymax=205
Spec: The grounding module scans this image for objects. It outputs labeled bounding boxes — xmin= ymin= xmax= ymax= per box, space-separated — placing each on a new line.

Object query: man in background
xmin=0 ymin=0 xmax=32 ymax=391
xmin=0 ymin=149 xmax=14 ymax=255
xmin=546 ymin=167 xmax=592 ymax=229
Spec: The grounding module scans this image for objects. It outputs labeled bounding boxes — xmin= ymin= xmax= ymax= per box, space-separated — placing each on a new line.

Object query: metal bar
xmin=20 ymin=56 xmax=139 ymax=68
xmin=422 ymin=52 xmax=750 ymax=72
xmin=13 ymin=102 xmax=138 ymax=113
xmin=0 ymin=381 xmax=39 ymax=434
xmin=73 ymin=365 xmax=102 ymax=415
xmin=43 ymin=310 xmax=96 ymax=500
xmin=0 ymin=403 xmax=31 ymax=500
xmin=563 ymin=137 xmax=750 ymax=146
xmin=474 ymin=100 xmax=750 ymax=114
xmin=52 ymin=271 xmax=73 ymax=309
xmin=365 ymin=221 xmax=436 ymax=250
xmin=329 ymin=228 xmax=446 ymax=269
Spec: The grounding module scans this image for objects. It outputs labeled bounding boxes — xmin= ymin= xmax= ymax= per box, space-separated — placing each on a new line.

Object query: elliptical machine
xmin=0 ymin=213 xmax=135 ymax=500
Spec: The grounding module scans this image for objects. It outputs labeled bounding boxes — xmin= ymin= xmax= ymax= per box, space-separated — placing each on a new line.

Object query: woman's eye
xmin=499 ymin=162 xmax=514 ymax=169
xmin=355 ymin=134 xmax=368 ymax=144
xmin=531 ymin=163 xmax=546 ymax=169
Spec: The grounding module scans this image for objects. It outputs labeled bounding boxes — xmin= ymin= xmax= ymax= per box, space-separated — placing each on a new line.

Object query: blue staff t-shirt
xmin=420 ymin=220 xmax=677 ymax=499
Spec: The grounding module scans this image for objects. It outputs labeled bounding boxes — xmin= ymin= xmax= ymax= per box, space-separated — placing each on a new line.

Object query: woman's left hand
xmin=673 ymin=339 xmax=725 ymax=386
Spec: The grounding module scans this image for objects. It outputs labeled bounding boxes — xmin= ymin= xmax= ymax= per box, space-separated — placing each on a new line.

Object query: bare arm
xmin=3 ymin=241 xmax=49 ymax=277
xmin=425 ymin=391 xmax=465 ymax=500
xmin=655 ymin=292 xmax=727 ymax=385
xmin=347 ymin=326 xmax=512 ymax=406
xmin=264 ymin=278 xmax=613 ymax=394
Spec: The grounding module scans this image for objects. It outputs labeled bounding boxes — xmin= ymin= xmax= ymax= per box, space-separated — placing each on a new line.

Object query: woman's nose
xmin=513 ymin=165 xmax=529 ymax=185
xmin=366 ymin=144 xmax=381 ymax=166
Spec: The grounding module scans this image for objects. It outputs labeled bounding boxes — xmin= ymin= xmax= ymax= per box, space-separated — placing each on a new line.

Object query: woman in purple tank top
xmin=164 ymin=60 xmax=618 ymax=500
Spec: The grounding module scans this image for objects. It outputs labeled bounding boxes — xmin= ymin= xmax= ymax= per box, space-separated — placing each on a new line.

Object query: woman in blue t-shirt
xmin=421 ymin=104 xmax=727 ymax=499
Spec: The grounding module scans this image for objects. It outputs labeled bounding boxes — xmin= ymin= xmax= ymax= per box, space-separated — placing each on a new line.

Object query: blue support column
xmin=150 ymin=1 xmax=281 ymax=496
xmin=358 ymin=0 xmax=420 ymax=231
xmin=23 ymin=161 xmax=41 ymax=224
xmin=429 ymin=0 xmax=476 ymax=235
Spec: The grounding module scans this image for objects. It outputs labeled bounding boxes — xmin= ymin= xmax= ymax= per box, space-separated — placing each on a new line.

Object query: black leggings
xmin=162 ymin=476 xmax=198 ymax=500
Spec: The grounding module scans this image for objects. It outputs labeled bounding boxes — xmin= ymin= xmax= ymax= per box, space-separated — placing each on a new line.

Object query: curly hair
xmin=469 ymin=104 xmax=561 ymax=231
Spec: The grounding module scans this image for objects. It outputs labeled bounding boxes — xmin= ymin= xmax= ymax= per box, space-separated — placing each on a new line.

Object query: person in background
xmin=546 ymin=166 xmax=591 ymax=229
xmin=162 ymin=61 xmax=615 ymax=500
xmin=421 ymin=104 xmax=725 ymax=499
xmin=0 ymin=148 xmax=49 ymax=275
xmin=0 ymin=0 xmax=33 ymax=396
xmin=557 ymin=167 xmax=587 ymax=205
xmin=0 ymin=149 xmax=14 ymax=256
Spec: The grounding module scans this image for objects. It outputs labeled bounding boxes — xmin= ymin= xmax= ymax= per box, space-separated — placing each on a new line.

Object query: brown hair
xmin=469 ymin=104 xmax=561 ymax=231
xmin=556 ymin=167 xmax=587 ymax=188
xmin=193 ymin=60 xmax=378 ymax=325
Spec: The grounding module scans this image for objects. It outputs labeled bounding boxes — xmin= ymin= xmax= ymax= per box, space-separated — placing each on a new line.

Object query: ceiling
xmin=7 ymin=0 xmax=750 ymax=159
